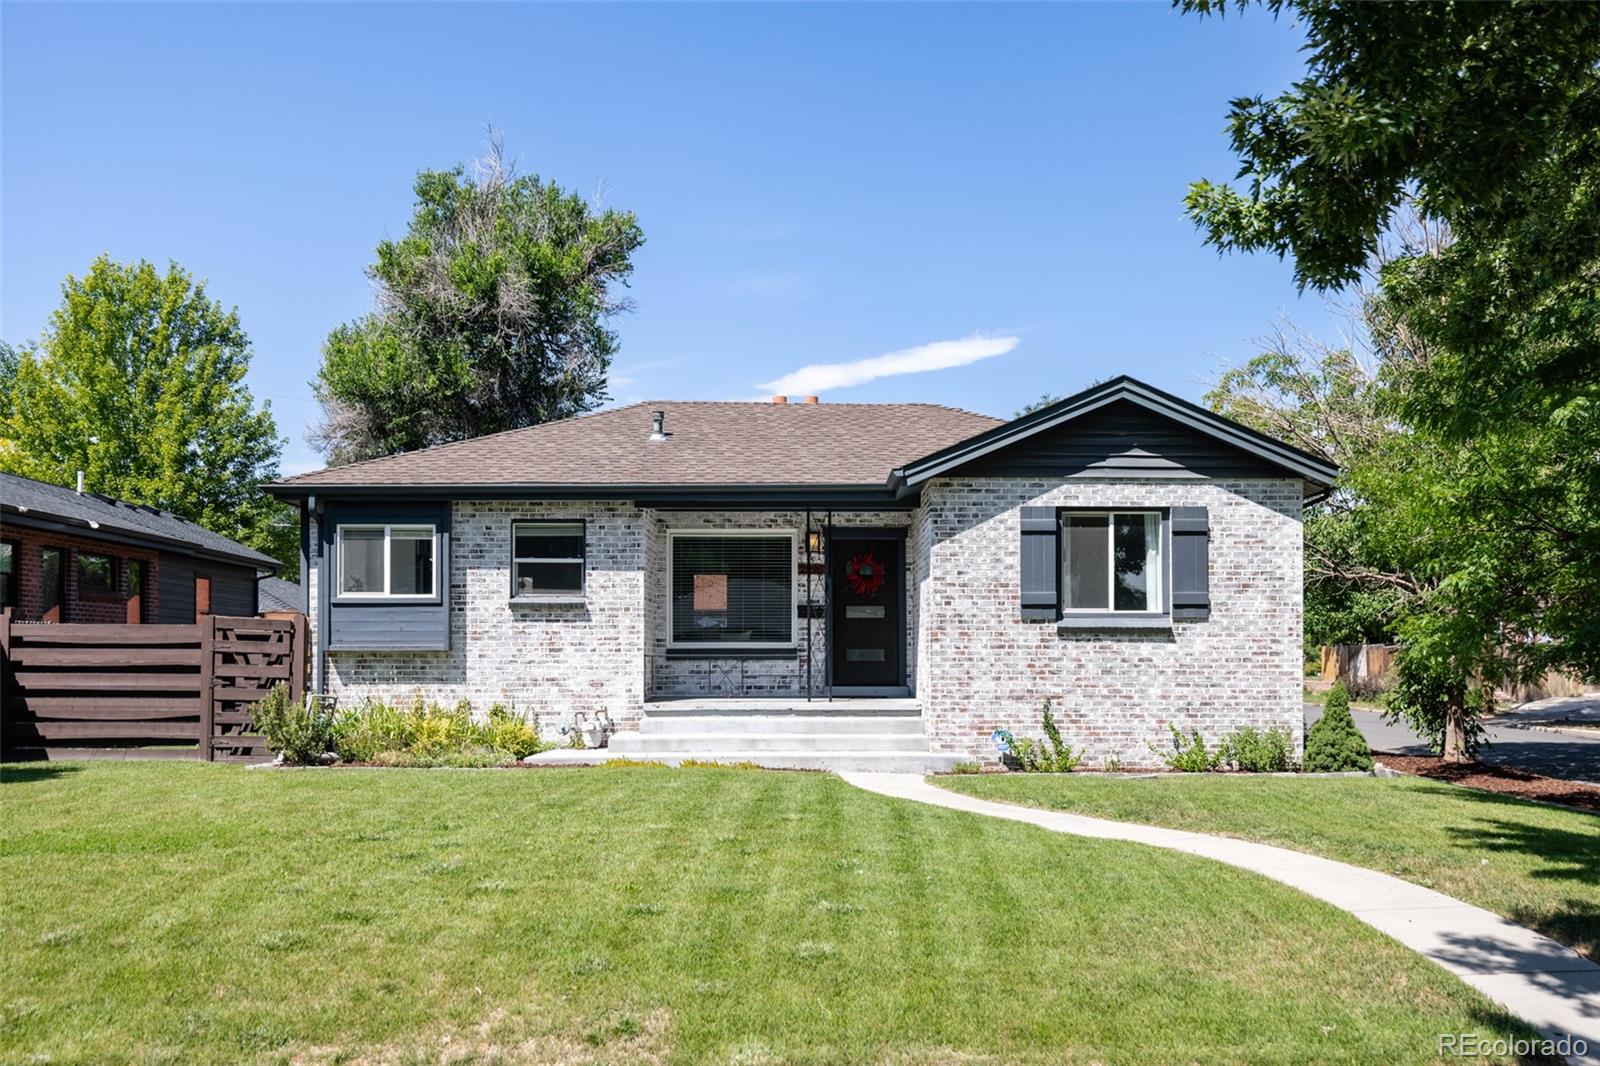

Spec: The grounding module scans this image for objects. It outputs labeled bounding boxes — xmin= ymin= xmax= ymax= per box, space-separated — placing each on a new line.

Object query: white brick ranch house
xmin=267 ymin=376 xmax=1335 ymax=770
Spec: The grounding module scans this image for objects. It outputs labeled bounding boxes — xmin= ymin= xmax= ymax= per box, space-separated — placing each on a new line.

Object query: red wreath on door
xmin=845 ymin=550 xmax=886 ymax=598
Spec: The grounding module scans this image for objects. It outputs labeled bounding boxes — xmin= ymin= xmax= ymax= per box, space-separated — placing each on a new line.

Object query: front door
xmin=829 ymin=535 xmax=904 ymax=689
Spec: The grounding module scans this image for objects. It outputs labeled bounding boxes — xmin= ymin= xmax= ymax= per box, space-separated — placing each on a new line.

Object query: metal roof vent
xmin=648 ymin=409 xmax=669 ymax=442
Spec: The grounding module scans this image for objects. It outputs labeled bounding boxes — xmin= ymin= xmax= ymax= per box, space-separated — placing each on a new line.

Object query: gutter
xmin=0 ymin=506 xmax=281 ymax=572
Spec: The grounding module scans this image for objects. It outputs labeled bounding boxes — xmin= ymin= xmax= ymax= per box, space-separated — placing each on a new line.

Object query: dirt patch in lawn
xmin=1376 ymin=754 xmax=1600 ymax=813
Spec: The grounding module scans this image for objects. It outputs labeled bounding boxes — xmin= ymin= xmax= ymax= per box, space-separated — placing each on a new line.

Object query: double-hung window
xmin=511 ymin=521 xmax=585 ymax=597
xmin=1060 ymin=511 xmax=1163 ymax=613
xmin=338 ymin=524 xmax=436 ymax=598
xmin=669 ymin=532 xmax=794 ymax=647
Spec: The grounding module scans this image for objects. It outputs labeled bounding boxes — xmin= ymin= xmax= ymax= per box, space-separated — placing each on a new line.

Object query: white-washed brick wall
xmin=918 ymin=477 xmax=1303 ymax=768
xmin=645 ymin=509 xmax=913 ymax=697
xmin=325 ymin=500 xmax=647 ymax=733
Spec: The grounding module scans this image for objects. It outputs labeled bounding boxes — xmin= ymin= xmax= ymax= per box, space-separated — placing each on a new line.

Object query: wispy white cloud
xmin=756 ymin=334 xmax=1021 ymax=397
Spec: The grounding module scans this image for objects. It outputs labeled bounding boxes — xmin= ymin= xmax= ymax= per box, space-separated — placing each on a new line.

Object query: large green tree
xmin=313 ymin=141 xmax=645 ymax=464
xmin=1185 ymin=0 xmax=1600 ymax=758
xmin=1 ymin=256 xmax=294 ymax=568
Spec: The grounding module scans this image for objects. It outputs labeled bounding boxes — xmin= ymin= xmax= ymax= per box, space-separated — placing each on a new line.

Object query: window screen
xmin=1061 ymin=512 xmax=1162 ymax=612
xmin=339 ymin=525 xmax=434 ymax=597
xmin=512 ymin=521 xmax=584 ymax=596
xmin=671 ymin=535 xmax=792 ymax=645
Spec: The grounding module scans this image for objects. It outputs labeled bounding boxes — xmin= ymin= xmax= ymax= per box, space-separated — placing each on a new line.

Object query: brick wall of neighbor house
xmin=2 ymin=526 xmax=160 ymax=623
xmin=324 ymin=500 xmax=649 ymax=732
xmin=916 ymin=477 xmax=1304 ymax=768
xmin=645 ymin=509 xmax=914 ymax=698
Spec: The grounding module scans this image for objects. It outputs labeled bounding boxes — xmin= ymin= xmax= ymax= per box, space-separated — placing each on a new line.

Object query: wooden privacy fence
xmin=1320 ymin=643 xmax=1396 ymax=686
xmin=0 ymin=612 xmax=306 ymax=762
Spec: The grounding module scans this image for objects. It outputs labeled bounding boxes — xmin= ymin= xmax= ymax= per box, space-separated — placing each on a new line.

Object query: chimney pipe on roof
xmin=771 ymin=395 xmax=788 ymax=405
xmin=76 ymin=470 xmax=85 ymax=495
xmin=803 ymin=395 xmax=819 ymax=404
xmin=648 ymin=410 xmax=668 ymax=442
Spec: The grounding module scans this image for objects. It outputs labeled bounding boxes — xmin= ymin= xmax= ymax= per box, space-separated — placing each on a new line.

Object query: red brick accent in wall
xmin=1 ymin=526 xmax=161 ymax=624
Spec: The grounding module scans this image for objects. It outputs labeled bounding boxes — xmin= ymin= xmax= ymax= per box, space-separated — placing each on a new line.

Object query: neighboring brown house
xmin=1 ymin=472 xmax=281 ymax=624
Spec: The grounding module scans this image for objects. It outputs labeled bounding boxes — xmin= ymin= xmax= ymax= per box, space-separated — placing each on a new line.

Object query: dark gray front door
xmin=829 ymin=536 xmax=904 ymax=688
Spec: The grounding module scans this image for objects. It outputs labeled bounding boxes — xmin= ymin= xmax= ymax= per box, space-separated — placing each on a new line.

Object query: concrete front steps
xmin=524 ymin=699 xmax=969 ymax=772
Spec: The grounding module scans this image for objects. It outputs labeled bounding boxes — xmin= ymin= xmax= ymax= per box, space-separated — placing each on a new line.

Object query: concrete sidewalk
xmin=843 ymin=772 xmax=1600 ymax=1064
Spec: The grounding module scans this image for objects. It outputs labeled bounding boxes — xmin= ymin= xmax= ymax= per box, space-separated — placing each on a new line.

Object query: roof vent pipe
xmin=648 ymin=410 xmax=668 ymax=442
xmin=771 ymin=395 xmax=788 ymax=405
xmin=76 ymin=470 xmax=85 ymax=494
xmin=803 ymin=395 xmax=819 ymax=404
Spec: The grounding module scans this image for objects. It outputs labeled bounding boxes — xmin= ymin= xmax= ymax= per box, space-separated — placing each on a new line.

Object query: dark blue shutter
xmin=1170 ymin=506 xmax=1210 ymax=621
xmin=1020 ymin=507 xmax=1059 ymax=621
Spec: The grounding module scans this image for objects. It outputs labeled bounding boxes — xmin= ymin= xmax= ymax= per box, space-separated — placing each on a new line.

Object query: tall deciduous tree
xmin=1184 ymin=0 xmax=1600 ymax=758
xmin=313 ymin=139 xmax=645 ymax=464
xmin=0 ymin=256 xmax=294 ymax=568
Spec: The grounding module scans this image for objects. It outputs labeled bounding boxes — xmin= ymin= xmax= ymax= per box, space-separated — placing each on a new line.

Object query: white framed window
xmin=512 ymin=520 xmax=585 ymax=598
xmin=668 ymin=531 xmax=796 ymax=648
xmin=337 ymin=524 xmax=436 ymax=599
xmin=1060 ymin=511 xmax=1163 ymax=613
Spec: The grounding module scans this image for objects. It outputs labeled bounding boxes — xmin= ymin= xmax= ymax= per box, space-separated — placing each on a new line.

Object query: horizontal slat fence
xmin=0 ymin=610 xmax=305 ymax=762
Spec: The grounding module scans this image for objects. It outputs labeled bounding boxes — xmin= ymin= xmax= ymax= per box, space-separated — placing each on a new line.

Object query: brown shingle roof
xmin=275 ymin=401 xmax=1003 ymax=489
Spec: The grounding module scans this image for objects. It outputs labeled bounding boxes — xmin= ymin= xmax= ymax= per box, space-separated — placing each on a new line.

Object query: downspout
xmin=309 ymin=494 xmax=326 ymax=694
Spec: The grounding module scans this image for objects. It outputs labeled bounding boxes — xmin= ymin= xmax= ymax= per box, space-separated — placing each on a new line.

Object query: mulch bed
xmin=1374 ymin=754 xmax=1600 ymax=813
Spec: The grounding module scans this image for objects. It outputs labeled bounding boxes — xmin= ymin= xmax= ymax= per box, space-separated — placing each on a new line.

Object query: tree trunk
xmin=1442 ymin=698 xmax=1469 ymax=763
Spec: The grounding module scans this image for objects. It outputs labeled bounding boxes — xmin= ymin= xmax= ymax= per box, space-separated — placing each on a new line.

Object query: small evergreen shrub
xmin=999 ymin=699 xmax=1083 ymax=772
xmin=252 ymin=684 xmax=335 ymax=765
xmin=1153 ymin=724 xmax=1221 ymax=772
xmin=949 ymin=761 xmax=982 ymax=775
xmin=1217 ymin=726 xmax=1293 ymax=772
xmin=1304 ymin=682 xmax=1374 ymax=772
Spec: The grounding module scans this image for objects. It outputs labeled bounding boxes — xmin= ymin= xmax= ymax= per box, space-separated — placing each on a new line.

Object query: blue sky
xmin=2 ymin=3 xmax=1340 ymax=476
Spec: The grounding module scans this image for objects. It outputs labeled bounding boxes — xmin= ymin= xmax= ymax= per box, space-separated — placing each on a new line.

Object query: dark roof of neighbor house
xmin=0 ymin=472 xmax=281 ymax=569
xmin=272 ymin=401 xmax=1005 ymax=490
xmin=256 ymin=576 xmax=301 ymax=613
xmin=267 ymin=377 xmax=1338 ymax=498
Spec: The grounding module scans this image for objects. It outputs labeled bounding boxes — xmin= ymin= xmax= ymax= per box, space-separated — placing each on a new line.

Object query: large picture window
xmin=338 ymin=524 xmax=436 ymax=598
xmin=512 ymin=521 xmax=585 ymax=597
xmin=1061 ymin=511 xmax=1162 ymax=613
xmin=669 ymin=533 xmax=794 ymax=646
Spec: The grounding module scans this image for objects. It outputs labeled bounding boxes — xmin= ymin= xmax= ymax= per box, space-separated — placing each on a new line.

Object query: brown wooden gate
xmin=0 ymin=611 xmax=305 ymax=762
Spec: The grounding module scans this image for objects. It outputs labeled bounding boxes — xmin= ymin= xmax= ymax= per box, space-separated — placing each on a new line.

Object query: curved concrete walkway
xmin=843 ymin=772 xmax=1600 ymax=1064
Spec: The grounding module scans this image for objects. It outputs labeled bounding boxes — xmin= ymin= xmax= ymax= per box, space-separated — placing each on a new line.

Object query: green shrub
xmin=330 ymin=696 xmax=548 ymax=766
xmin=1000 ymin=699 xmax=1084 ymax=772
xmin=1304 ymin=682 xmax=1375 ymax=772
xmin=1153 ymin=724 xmax=1221 ymax=772
xmin=1217 ymin=726 xmax=1293 ymax=772
xmin=481 ymin=704 xmax=546 ymax=759
xmin=949 ymin=761 xmax=982 ymax=775
xmin=252 ymin=684 xmax=335 ymax=765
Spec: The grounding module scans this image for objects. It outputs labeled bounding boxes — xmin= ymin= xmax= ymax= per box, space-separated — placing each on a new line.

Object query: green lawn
xmin=0 ymin=763 xmax=1549 ymax=1064
xmin=936 ymin=772 xmax=1600 ymax=960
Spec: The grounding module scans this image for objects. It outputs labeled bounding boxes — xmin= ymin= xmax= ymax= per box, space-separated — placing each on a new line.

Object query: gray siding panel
xmin=320 ymin=500 xmax=451 ymax=651
xmin=953 ymin=400 xmax=1288 ymax=481
xmin=157 ymin=557 xmax=196 ymax=624
xmin=156 ymin=554 xmax=258 ymax=622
